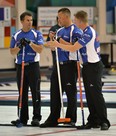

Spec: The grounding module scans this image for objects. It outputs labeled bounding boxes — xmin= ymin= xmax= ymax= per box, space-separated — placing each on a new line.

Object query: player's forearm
xmin=10 ymin=47 xmax=20 ymax=55
xmin=59 ymin=38 xmax=71 ymax=45
xmin=57 ymin=42 xmax=82 ymax=52
xmin=29 ymin=42 xmax=43 ymax=53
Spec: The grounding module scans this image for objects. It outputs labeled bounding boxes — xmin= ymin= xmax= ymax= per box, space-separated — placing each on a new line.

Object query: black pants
xmin=47 ymin=61 xmax=78 ymax=123
xmin=16 ymin=62 xmax=41 ymax=123
xmin=82 ymin=61 xmax=110 ymax=126
xmin=51 ymin=50 xmax=56 ymax=66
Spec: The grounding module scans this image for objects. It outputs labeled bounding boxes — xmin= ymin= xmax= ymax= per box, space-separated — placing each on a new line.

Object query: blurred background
xmin=0 ymin=0 xmax=116 ymax=78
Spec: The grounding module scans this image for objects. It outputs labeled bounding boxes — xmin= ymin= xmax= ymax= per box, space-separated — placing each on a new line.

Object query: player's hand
xmin=20 ymin=38 xmax=31 ymax=45
xmin=17 ymin=38 xmax=30 ymax=49
xmin=19 ymin=38 xmax=27 ymax=45
xmin=23 ymin=38 xmax=31 ymax=44
xmin=17 ymin=43 xmax=23 ymax=49
xmin=17 ymin=38 xmax=26 ymax=49
xmin=49 ymin=31 xmax=56 ymax=40
xmin=47 ymin=40 xmax=59 ymax=47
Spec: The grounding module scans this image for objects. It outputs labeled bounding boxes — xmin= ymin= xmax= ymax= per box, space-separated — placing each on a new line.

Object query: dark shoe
xmin=31 ymin=119 xmax=40 ymax=126
xmin=92 ymin=124 xmax=100 ymax=128
xmin=11 ymin=119 xmax=27 ymax=126
xmin=85 ymin=123 xmax=100 ymax=129
xmin=40 ymin=121 xmax=58 ymax=128
xmin=84 ymin=123 xmax=92 ymax=129
xmin=101 ymin=123 xmax=109 ymax=130
xmin=76 ymin=125 xmax=86 ymax=129
xmin=77 ymin=123 xmax=100 ymax=130
xmin=77 ymin=123 xmax=92 ymax=129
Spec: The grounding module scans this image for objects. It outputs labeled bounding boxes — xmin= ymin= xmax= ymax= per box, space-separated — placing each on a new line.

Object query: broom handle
xmin=19 ymin=47 xmax=25 ymax=117
xmin=55 ymin=47 xmax=65 ymax=118
xmin=77 ymin=61 xmax=85 ymax=126
xmin=77 ymin=62 xmax=84 ymax=109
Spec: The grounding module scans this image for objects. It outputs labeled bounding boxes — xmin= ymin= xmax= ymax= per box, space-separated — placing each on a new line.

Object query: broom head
xmin=58 ymin=118 xmax=71 ymax=123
